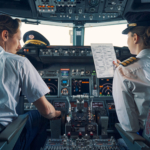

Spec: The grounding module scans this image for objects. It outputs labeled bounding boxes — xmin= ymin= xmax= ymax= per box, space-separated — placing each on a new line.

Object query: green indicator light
xmin=93 ymin=71 xmax=96 ymax=72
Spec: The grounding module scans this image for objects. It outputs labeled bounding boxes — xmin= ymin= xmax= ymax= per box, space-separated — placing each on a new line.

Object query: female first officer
xmin=0 ymin=14 xmax=61 ymax=150
xmin=112 ymin=11 xmax=150 ymax=146
xmin=113 ymin=12 xmax=150 ymax=149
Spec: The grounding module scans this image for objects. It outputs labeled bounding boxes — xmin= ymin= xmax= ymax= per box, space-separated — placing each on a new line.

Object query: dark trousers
xmin=13 ymin=110 xmax=49 ymax=150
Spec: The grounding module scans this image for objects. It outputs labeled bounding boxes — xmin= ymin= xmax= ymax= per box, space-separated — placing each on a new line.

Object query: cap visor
xmin=122 ymin=27 xmax=135 ymax=34
xmin=122 ymin=28 xmax=130 ymax=34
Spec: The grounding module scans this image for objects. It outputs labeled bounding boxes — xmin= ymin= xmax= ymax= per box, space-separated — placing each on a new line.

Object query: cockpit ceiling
xmin=0 ymin=0 xmax=149 ymax=26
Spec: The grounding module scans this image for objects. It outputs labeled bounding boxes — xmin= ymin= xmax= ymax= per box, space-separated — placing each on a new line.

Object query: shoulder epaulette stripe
xmin=119 ymin=57 xmax=137 ymax=67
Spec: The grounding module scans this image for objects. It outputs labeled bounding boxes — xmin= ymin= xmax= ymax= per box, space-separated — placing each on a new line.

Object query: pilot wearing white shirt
xmin=113 ymin=12 xmax=150 ymax=132
xmin=0 ymin=14 xmax=61 ymax=150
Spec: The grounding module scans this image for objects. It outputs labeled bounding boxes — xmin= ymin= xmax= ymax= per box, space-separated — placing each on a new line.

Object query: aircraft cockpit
xmin=0 ymin=0 xmax=150 ymax=150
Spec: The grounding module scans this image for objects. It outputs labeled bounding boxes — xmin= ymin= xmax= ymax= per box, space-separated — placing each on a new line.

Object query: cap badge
xmin=128 ymin=23 xmax=137 ymax=27
xmin=29 ymin=35 xmax=34 ymax=39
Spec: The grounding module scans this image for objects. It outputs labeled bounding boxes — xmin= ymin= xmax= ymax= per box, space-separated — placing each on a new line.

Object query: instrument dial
xmin=61 ymin=88 xmax=69 ymax=95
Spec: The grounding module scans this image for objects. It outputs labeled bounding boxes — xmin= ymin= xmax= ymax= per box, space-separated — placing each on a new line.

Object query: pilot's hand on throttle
xmin=55 ymin=110 xmax=61 ymax=118
xmin=113 ymin=59 xmax=121 ymax=68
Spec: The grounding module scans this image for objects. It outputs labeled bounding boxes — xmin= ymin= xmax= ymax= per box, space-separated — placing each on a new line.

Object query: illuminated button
xmin=79 ymin=132 xmax=82 ymax=138
xmin=90 ymin=132 xmax=93 ymax=139
xmin=68 ymin=132 xmax=71 ymax=139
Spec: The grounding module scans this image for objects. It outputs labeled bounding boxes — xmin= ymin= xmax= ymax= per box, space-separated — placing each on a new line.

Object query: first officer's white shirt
xmin=113 ymin=49 xmax=150 ymax=132
xmin=0 ymin=47 xmax=50 ymax=126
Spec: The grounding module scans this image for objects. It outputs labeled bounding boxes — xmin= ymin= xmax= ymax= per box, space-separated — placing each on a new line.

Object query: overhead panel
xmin=34 ymin=0 xmax=128 ymax=23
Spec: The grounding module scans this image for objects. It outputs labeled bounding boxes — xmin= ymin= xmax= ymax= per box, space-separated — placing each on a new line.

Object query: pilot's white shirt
xmin=113 ymin=49 xmax=150 ymax=132
xmin=0 ymin=46 xmax=50 ymax=126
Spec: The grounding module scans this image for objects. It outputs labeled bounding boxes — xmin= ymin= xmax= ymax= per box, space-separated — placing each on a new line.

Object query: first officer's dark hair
xmin=130 ymin=26 xmax=150 ymax=48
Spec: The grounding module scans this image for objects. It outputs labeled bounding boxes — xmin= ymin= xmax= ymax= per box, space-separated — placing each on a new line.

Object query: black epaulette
xmin=119 ymin=57 xmax=137 ymax=67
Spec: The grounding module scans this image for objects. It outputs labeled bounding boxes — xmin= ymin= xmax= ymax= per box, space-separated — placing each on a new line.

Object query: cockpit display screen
xmin=44 ymin=79 xmax=58 ymax=96
xmin=72 ymin=79 xmax=89 ymax=95
xmin=54 ymin=102 xmax=66 ymax=108
xmin=92 ymin=102 xmax=103 ymax=108
xmin=99 ymin=78 xmax=113 ymax=96
xmin=61 ymin=71 xmax=69 ymax=77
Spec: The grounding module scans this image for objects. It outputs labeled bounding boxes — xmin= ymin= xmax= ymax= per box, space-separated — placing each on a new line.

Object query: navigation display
xmin=72 ymin=79 xmax=89 ymax=95
xmin=99 ymin=78 xmax=113 ymax=96
xmin=92 ymin=102 xmax=103 ymax=108
xmin=44 ymin=79 xmax=58 ymax=96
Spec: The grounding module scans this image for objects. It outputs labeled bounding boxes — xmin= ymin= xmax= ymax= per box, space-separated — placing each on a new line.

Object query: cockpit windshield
xmin=20 ymin=22 xmax=73 ymax=46
xmin=84 ymin=24 xmax=128 ymax=47
xmin=21 ymin=22 xmax=128 ymax=47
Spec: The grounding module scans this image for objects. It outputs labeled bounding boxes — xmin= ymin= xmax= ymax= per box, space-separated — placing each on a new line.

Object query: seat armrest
xmin=0 ymin=114 xmax=28 ymax=143
xmin=115 ymin=123 xmax=145 ymax=144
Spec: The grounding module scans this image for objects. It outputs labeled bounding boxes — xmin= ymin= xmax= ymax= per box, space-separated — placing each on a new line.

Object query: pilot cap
xmin=122 ymin=12 xmax=150 ymax=34
xmin=23 ymin=30 xmax=50 ymax=46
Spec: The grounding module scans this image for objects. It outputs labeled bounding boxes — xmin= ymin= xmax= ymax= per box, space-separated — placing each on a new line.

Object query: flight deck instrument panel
xmin=34 ymin=0 xmax=128 ymax=22
xmin=37 ymin=65 xmax=114 ymax=98
xmin=22 ymin=45 xmax=133 ymax=132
